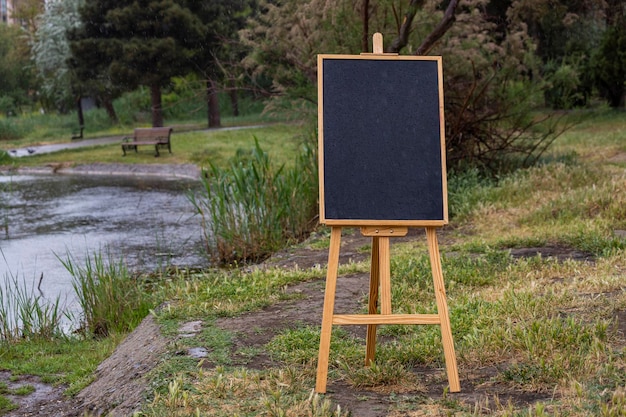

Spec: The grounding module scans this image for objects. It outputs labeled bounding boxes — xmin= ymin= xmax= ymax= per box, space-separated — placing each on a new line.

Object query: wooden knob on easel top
xmin=373 ymin=32 xmax=383 ymax=54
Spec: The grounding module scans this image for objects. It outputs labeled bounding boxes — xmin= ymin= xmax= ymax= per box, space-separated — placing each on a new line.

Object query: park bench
xmin=121 ymin=127 xmax=173 ymax=157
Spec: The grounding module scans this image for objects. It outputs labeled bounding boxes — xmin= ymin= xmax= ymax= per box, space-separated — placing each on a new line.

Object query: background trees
xmin=187 ymin=0 xmax=252 ymax=128
xmin=0 ymin=24 xmax=37 ymax=116
xmin=69 ymin=0 xmax=207 ymax=127
xmin=1 ymin=0 xmax=624 ymax=167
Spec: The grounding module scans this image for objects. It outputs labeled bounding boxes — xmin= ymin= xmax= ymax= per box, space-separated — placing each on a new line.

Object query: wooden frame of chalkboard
xmin=318 ymin=54 xmax=448 ymax=226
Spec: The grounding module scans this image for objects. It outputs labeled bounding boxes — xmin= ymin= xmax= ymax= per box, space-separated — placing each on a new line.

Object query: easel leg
xmin=426 ymin=227 xmax=460 ymax=392
xmin=379 ymin=236 xmax=392 ymax=315
xmin=316 ymin=227 xmax=342 ymax=393
xmin=365 ymin=237 xmax=380 ymax=366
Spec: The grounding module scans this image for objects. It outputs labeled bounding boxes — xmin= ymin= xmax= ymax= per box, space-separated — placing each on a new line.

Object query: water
xmin=0 ymin=173 xmax=207 ymax=326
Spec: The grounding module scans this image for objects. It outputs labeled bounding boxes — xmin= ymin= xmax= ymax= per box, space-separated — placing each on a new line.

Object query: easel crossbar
xmin=332 ymin=314 xmax=440 ymax=325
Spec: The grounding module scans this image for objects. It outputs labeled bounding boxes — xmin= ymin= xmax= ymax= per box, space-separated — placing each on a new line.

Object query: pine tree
xmin=69 ymin=0 xmax=206 ymax=127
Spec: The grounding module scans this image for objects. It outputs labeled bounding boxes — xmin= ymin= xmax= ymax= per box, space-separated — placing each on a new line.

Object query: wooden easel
xmin=314 ymin=33 xmax=460 ymax=394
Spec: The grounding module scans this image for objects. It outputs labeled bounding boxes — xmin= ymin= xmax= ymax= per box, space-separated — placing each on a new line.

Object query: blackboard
xmin=318 ymin=55 xmax=448 ymax=226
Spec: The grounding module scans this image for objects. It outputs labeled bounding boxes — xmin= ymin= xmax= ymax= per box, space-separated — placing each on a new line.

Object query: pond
xmin=0 ymin=172 xmax=207 ymax=328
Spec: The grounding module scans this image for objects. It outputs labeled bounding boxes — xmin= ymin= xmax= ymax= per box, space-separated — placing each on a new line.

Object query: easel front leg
xmin=316 ymin=226 xmax=342 ymax=393
xmin=426 ymin=227 xmax=460 ymax=392
xmin=365 ymin=237 xmax=380 ymax=366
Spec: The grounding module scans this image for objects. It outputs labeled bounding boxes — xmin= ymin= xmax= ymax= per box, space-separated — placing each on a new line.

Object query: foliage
xmin=240 ymin=0 xmax=362 ymax=120
xmin=31 ymin=0 xmax=84 ymax=113
xmin=68 ymin=0 xmax=207 ymax=127
xmin=543 ymin=58 xmax=593 ymax=109
xmin=61 ymin=249 xmax=155 ymax=337
xmin=0 ymin=24 xmax=38 ymax=115
xmin=591 ymin=14 xmax=626 ymax=108
xmin=240 ymin=0 xmax=572 ymax=173
xmin=7 ymin=0 xmax=44 ymax=35
xmin=189 ymin=137 xmax=318 ymax=265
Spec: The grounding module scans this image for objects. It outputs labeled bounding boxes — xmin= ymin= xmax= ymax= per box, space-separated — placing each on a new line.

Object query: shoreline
xmin=0 ymin=162 xmax=202 ymax=180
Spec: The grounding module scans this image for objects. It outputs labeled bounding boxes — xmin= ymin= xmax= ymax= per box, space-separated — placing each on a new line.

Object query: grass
xmin=0 ymin=108 xmax=625 ymax=415
xmin=189 ymin=137 xmax=318 ymax=264
xmin=60 ymin=249 xmax=157 ymax=337
xmin=137 ymin=109 xmax=626 ymax=416
xmin=10 ymin=123 xmax=304 ymax=169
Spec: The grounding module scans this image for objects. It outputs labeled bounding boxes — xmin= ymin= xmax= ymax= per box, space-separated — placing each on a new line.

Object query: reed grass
xmin=60 ymin=249 xmax=155 ymax=337
xmin=189 ymin=137 xmax=318 ymax=265
xmin=0 ymin=270 xmax=65 ymax=342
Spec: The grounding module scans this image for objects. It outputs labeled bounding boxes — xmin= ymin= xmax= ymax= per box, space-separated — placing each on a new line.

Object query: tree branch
xmin=388 ymin=0 xmax=426 ymax=53
xmin=415 ymin=0 xmax=460 ymax=55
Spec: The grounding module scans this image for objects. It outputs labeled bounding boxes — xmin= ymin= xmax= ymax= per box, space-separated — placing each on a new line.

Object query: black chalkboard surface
xmin=318 ymin=55 xmax=448 ymax=226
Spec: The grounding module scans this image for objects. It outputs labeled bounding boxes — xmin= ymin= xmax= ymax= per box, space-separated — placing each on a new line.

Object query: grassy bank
xmin=141 ymin=109 xmax=626 ymax=416
xmin=0 ymin=109 xmax=624 ymax=415
xmin=5 ymin=123 xmax=304 ymax=169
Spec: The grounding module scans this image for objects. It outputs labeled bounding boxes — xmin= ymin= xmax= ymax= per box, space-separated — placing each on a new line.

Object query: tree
xmin=69 ymin=0 xmax=206 ymax=127
xmin=187 ymin=0 xmax=252 ymax=128
xmin=0 ymin=24 xmax=37 ymax=115
xmin=592 ymin=14 xmax=626 ymax=108
xmin=240 ymin=0 xmax=363 ymax=118
xmin=31 ymin=0 xmax=83 ymax=115
xmin=9 ymin=0 xmax=45 ymax=36
xmin=243 ymin=0 xmax=570 ymax=173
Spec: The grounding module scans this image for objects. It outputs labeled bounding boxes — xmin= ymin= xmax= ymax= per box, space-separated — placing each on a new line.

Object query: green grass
xmin=60 ymin=249 xmax=157 ymax=337
xmin=12 ymin=123 xmax=304 ymax=169
xmin=189 ymin=137 xmax=318 ymax=264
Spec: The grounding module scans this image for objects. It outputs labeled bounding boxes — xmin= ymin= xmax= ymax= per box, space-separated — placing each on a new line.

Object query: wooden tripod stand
xmin=315 ymin=226 xmax=460 ymax=394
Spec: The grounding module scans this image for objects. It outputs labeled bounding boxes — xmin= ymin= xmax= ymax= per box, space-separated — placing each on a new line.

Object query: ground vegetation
xmin=0 ymin=110 xmax=623 ymax=416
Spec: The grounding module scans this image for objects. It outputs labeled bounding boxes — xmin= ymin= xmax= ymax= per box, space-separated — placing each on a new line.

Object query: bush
xmin=543 ymin=59 xmax=591 ymax=109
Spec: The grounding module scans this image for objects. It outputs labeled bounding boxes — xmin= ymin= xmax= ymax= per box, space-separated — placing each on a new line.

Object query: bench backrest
xmin=133 ymin=127 xmax=173 ymax=142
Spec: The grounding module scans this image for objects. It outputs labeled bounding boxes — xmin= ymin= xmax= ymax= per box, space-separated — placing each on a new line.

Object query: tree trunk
xmin=76 ymin=95 xmax=84 ymax=128
xmin=150 ymin=83 xmax=163 ymax=127
xmin=361 ymin=0 xmax=370 ymax=53
xmin=207 ymin=79 xmax=221 ymax=128
xmin=102 ymin=96 xmax=118 ymax=124
xmin=229 ymin=80 xmax=239 ymax=117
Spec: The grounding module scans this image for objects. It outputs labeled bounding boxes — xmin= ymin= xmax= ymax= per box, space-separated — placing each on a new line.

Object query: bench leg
xmin=154 ymin=145 xmax=160 ymax=157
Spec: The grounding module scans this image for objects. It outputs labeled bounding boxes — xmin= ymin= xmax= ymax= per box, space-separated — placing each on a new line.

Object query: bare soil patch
xmin=0 ymin=228 xmax=606 ymax=416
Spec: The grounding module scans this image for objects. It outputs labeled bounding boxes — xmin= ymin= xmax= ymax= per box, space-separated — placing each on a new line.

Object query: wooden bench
xmin=121 ymin=127 xmax=173 ymax=157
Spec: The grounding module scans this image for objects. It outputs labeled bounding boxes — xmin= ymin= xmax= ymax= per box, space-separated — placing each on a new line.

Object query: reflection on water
xmin=0 ymin=173 xmax=207 ymax=322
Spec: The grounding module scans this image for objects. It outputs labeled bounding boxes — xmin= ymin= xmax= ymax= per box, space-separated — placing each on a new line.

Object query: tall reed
xmin=61 ymin=249 xmax=154 ymax=337
xmin=189 ymin=137 xmax=318 ymax=265
xmin=0 ymin=268 xmax=64 ymax=342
